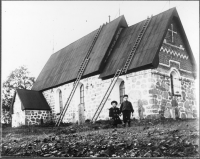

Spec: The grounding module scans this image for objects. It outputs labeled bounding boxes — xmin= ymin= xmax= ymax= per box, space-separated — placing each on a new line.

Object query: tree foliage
xmin=2 ymin=66 xmax=35 ymax=124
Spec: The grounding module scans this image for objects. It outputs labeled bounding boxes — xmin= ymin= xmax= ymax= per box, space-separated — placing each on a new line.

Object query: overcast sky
xmin=2 ymin=1 xmax=199 ymax=82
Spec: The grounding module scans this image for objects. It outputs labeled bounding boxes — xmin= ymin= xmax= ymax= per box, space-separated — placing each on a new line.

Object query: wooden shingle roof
xmin=32 ymin=15 xmax=128 ymax=91
xmin=100 ymin=8 xmax=196 ymax=79
xmin=32 ymin=7 xmax=196 ymax=91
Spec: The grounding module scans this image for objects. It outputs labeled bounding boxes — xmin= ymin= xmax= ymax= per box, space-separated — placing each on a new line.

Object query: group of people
xmin=109 ymin=94 xmax=183 ymax=128
xmin=109 ymin=94 xmax=134 ymax=128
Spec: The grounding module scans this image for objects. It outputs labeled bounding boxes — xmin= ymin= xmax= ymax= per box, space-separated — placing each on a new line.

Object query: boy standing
xmin=120 ymin=95 xmax=134 ymax=127
xmin=109 ymin=101 xmax=121 ymax=128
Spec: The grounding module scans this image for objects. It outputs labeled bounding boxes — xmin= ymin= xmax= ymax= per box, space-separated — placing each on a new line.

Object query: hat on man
xmin=111 ymin=101 xmax=118 ymax=105
xmin=123 ymin=94 xmax=128 ymax=98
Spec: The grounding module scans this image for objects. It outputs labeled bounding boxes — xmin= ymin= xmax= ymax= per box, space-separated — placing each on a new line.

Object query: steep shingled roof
xmin=100 ymin=8 xmax=196 ymax=79
xmin=10 ymin=89 xmax=51 ymax=113
xmin=32 ymin=16 xmax=128 ymax=91
xmin=32 ymin=7 xmax=196 ymax=91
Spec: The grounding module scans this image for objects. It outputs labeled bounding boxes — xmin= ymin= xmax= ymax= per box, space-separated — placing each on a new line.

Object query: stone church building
xmin=11 ymin=8 xmax=197 ymax=127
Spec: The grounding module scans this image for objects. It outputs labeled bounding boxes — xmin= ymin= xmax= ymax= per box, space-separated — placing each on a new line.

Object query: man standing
xmin=120 ymin=95 xmax=134 ymax=127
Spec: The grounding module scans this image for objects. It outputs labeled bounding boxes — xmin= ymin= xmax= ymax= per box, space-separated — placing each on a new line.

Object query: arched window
xmin=55 ymin=89 xmax=63 ymax=114
xmin=80 ymin=84 xmax=84 ymax=104
xmin=170 ymin=70 xmax=181 ymax=96
xmin=59 ymin=90 xmax=63 ymax=112
xmin=119 ymin=81 xmax=125 ymax=104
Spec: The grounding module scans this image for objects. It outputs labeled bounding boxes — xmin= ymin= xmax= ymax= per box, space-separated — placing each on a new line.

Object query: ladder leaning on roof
xmin=55 ymin=25 xmax=104 ymax=127
xmin=91 ymin=15 xmax=153 ymax=123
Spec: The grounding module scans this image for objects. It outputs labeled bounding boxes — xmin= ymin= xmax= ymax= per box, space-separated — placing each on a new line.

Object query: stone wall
xmin=123 ymin=70 xmax=153 ymax=119
xmin=25 ymin=110 xmax=52 ymax=125
xmin=149 ymin=66 xmax=197 ymax=119
xmin=42 ymin=69 xmax=155 ymax=123
xmin=147 ymin=36 xmax=197 ymax=119
xmin=42 ymin=63 xmax=196 ymax=123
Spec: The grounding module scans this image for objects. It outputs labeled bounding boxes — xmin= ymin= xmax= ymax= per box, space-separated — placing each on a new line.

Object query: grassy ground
xmin=2 ymin=118 xmax=199 ymax=157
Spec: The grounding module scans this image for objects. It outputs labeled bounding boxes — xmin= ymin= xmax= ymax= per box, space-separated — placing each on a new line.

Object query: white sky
xmin=2 ymin=1 xmax=199 ymax=97
xmin=2 ymin=1 xmax=199 ymax=79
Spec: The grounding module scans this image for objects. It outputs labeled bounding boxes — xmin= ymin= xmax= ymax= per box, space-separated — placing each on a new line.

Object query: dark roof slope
xmin=32 ymin=8 xmax=196 ymax=91
xmin=100 ymin=8 xmax=196 ymax=79
xmin=11 ymin=89 xmax=51 ymax=113
xmin=32 ymin=16 xmax=128 ymax=91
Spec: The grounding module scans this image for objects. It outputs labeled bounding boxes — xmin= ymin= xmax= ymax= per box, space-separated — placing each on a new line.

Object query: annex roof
xmin=10 ymin=89 xmax=51 ymax=113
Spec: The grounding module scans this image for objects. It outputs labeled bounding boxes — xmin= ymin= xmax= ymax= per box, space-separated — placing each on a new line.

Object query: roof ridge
xmin=108 ymin=15 xmax=124 ymax=23
xmin=128 ymin=7 xmax=176 ymax=28
xmin=51 ymin=28 xmax=99 ymax=56
xmin=51 ymin=15 xmax=125 ymax=56
xmin=153 ymin=7 xmax=176 ymax=18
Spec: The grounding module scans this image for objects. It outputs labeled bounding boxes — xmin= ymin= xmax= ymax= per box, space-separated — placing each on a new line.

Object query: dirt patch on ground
xmin=2 ymin=118 xmax=199 ymax=157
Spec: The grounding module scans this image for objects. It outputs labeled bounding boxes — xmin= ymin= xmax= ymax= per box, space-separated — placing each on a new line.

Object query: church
xmin=11 ymin=8 xmax=197 ymax=127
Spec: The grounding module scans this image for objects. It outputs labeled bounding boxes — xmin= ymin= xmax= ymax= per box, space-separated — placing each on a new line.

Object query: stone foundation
xmin=25 ymin=110 xmax=51 ymax=125
xmin=148 ymin=66 xmax=197 ymax=119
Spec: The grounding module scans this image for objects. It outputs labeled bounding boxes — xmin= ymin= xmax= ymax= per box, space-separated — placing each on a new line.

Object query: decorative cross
xmin=168 ymin=24 xmax=177 ymax=43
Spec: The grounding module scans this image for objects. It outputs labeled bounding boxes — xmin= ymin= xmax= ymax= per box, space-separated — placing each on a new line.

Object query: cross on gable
xmin=168 ymin=24 xmax=177 ymax=43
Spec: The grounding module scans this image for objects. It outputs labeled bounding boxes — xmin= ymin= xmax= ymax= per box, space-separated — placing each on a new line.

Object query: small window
xmin=170 ymin=70 xmax=181 ymax=96
xmin=119 ymin=81 xmax=125 ymax=104
xmin=59 ymin=90 xmax=63 ymax=112
xmin=55 ymin=89 xmax=63 ymax=114
xmin=80 ymin=84 xmax=84 ymax=104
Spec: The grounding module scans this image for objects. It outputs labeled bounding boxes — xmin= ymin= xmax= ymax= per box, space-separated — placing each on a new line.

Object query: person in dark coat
xmin=109 ymin=101 xmax=121 ymax=128
xmin=120 ymin=95 xmax=134 ymax=127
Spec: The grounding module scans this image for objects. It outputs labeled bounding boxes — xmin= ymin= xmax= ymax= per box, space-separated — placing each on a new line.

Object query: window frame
xmin=119 ymin=81 xmax=125 ymax=104
xmin=170 ymin=69 xmax=181 ymax=97
xmin=80 ymin=84 xmax=84 ymax=104
xmin=55 ymin=89 xmax=63 ymax=114
xmin=59 ymin=90 xmax=63 ymax=112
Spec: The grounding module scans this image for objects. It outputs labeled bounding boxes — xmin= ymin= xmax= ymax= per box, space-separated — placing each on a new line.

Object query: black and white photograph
xmin=1 ymin=1 xmax=199 ymax=158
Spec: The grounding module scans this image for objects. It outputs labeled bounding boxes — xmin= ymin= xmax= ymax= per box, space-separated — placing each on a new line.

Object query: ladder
xmin=91 ymin=69 xmax=122 ymax=122
xmin=55 ymin=25 xmax=104 ymax=126
xmin=121 ymin=16 xmax=152 ymax=74
xmin=91 ymin=16 xmax=152 ymax=123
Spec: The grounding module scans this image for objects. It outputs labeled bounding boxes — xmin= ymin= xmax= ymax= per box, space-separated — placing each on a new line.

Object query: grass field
xmin=2 ymin=118 xmax=199 ymax=157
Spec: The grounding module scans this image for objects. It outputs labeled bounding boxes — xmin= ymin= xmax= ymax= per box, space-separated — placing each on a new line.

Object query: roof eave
xmin=39 ymin=70 xmax=101 ymax=92
xmin=24 ymin=108 xmax=51 ymax=111
xmin=100 ymin=63 xmax=154 ymax=80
